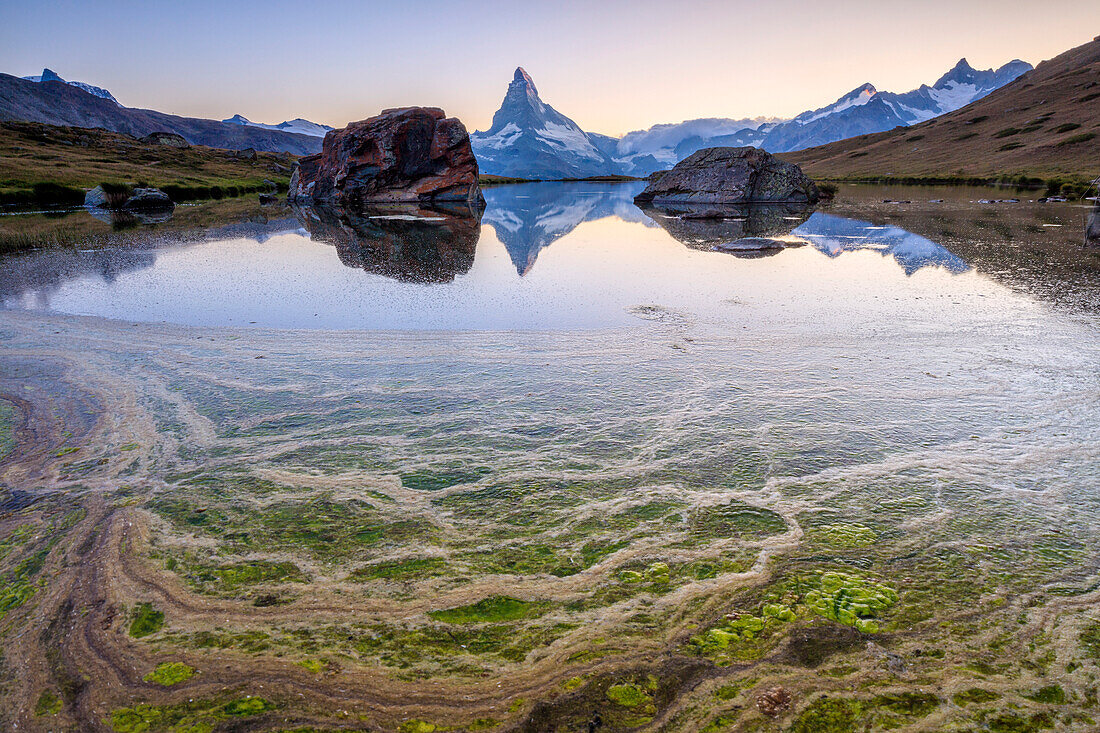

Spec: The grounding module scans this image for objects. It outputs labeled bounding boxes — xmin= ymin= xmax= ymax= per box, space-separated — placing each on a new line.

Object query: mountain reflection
xmin=482 ymin=181 xmax=648 ymax=275
xmin=792 ymin=213 xmax=970 ymax=275
xmin=292 ymin=203 xmax=482 ymax=283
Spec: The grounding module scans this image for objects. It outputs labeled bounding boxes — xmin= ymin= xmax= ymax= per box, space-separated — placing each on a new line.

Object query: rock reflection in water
xmin=638 ymin=202 xmax=814 ymax=258
xmin=292 ymin=203 xmax=482 ymax=283
xmin=86 ymin=207 xmax=175 ymax=229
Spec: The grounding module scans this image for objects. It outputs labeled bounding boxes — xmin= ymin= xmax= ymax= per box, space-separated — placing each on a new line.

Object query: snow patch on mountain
xmin=22 ymin=68 xmax=118 ymax=104
xmin=223 ymin=114 xmax=333 ymax=137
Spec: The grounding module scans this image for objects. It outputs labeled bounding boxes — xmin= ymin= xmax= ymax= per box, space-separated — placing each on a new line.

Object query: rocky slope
xmin=784 ymin=37 xmax=1100 ymax=180
xmin=0 ymin=73 xmax=322 ymax=155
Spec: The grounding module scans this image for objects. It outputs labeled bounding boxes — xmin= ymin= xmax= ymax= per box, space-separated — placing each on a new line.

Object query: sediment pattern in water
xmin=1 ymin=300 xmax=1098 ymax=732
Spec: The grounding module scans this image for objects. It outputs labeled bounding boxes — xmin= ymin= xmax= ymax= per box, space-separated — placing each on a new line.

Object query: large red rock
xmin=288 ymin=107 xmax=483 ymax=207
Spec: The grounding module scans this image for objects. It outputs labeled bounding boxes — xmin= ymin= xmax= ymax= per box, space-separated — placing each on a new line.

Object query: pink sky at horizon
xmin=2 ymin=1 xmax=1097 ymax=136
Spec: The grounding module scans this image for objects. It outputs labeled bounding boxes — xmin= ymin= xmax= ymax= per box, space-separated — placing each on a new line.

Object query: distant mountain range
xmin=473 ymin=59 xmax=1031 ymax=178
xmin=223 ymin=114 xmax=333 ymax=138
xmin=786 ymin=36 xmax=1100 ymax=180
xmin=0 ymin=55 xmax=1035 ymax=170
xmin=0 ymin=72 xmax=323 ymax=155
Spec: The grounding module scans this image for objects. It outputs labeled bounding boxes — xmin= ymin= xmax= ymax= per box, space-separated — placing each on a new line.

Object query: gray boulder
xmin=1087 ymin=205 xmax=1100 ymax=247
xmin=634 ymin=146 xmax=819 ymax=206
xmin=141 ymin=131 xmax=190 ymax=148
xmin=122 ymin=187 xmax=174 ymax=211
xmin=84 ymin=185 xmax=174 ymax=211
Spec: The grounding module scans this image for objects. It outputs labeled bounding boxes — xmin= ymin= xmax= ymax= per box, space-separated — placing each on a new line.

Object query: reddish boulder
xmin=288 ymin=107 xmax=483 ymax=207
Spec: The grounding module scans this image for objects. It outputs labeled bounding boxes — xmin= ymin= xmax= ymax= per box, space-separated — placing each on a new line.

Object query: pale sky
xmin=2 ymin=1 xmax=1097 ymax=136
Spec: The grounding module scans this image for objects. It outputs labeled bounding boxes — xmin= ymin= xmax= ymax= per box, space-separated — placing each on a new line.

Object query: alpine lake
xmin=1 ymin=182 xmax=1099 ymax=733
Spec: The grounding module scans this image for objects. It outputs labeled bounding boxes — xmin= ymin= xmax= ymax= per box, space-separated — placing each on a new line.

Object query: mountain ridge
xmin=783 ymin=37 xmax=1100 ymax=180
xmin=0 ymin=73 xmax=322 ymax=156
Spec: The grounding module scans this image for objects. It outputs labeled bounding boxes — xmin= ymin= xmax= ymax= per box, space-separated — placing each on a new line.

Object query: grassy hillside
xmin=0 ymin=121 xmax=295 ymax=205
xmin=784 ymin=37 xmax=1100 ymax=186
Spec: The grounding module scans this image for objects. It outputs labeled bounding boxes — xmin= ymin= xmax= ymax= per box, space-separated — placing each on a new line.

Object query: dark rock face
xmin=141 ymin=131 xmax=189 ymax=148
xmin=291 ymin=202 xmax=482 ymax=283
xmin=288 ymin=107 xmax=483 ymax=208
xmin=634 ymin=147 xmax=819 ymax=205
xmin=1088 ymin=205 xmax=1100 ymax=247
xmin=639 ymin=201 xmax=813 ymax=258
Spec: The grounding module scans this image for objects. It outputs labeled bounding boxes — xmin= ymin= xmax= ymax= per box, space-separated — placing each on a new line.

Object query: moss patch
xmin=143 ymin=662 xmax=195 ymax=686
xmin=428 ymin=596 xmax=544 ymax=624
xmin=129 ymin=602 xmax=165 ymax=638
xmin=34 ymin=690 xmax=62 ymax=716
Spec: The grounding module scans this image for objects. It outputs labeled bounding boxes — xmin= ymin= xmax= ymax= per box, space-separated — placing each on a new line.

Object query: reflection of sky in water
xmin=0 ymin=184 xmax=1067 ymax=331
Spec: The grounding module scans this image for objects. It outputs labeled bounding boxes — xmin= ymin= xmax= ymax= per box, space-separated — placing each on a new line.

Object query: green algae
xmin=398 ymin=720 xmax=437 ymax=733
xmin=985 ymin=711 xmax=1055 ymax=732
xmin=688 ymin=501 xmax=786 ymax=540
xmin=791 ymin=696 xmax=863 ymax=733
xmin=1080 ymin=620 xmax=1100 ymax=659
xmin=351 ymin=557 xmax=447 ymax=581
xmin=108 ymin=695 xmax=276 ymax=732
xmin=428 ymin=596 xmax=544 ymax=624
xmin=801 ymin=571 xmax=898 ymax=633
xmin=1025 ymin=685 xmax=1067 ymax=704
xmin=607 ymin=682 xmax=651 ymax=707
xmin=0 ymin=398 xmax=15 ymax=461
xmin=129 ymin=602 xmax=165 ymax=638
xmin=812 ymin=523 xmax=877 ymax=548
xmin=176 ymin=558 xmax=305 ymax=593
xmin=952 ymin=688 xmax=1001 ymax=705
xmin=400 ymin=468 xmax=487 ymax=492
xmin=143 ymin=662 xmax=195 ymax=686
xmin=34 ymin=689 xmax=62 ymax=716
xmin=0 ymin=547 xmax=48 ymax=617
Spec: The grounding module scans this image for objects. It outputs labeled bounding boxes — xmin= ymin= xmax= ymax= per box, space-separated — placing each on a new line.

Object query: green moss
xmin=986 ymin=712 xmax=1054 ymax=732
xmin=812 ymin=523 xmax=877 ymax=548
xmin=0 ymin=547 xmax=49 ymax=617
xmin=34 ymin=690 xmax=62 ymax=716
xmin=688 ymin=501 xmax=786 ymax=540
xmin=297 ymin=659 xmax=325 ymax=674
xmin=428 ymin=596 xmax=544 ymax=624
xmin=1080 ymin=620 xmax=1100 ymax=659
xmin=562 ymin=676 xmax=585 ymax=691
xmin=791 ymin=697 xmax=863 ymax=733
xmin=179 ymin=559 xmax=304 ymax=592
xmin=401 ymin=468 xmax=487 ymax=492
xmin=108 ymin=694 xmax=275 ymax=732
xmin=129 ymin=602 xmax=165 ymax=638
xmin=606 ymin=682 xmax=650 ymax=708
xmin=1025 ymin=685 xmax=1066 ymax=704
xmin=952 ymin=688 xmax=1000 ymax=705
xmin=0 ymin=399 xmax=16 ymax=461
xmin=398 ymin=721 xmax=436 ymax=733
xmin=801 ymin=571 xmax=898 ymax=632
xmin=223 ymin=696 xmax=276 ymax=716
xmin=143 ymin=662 xmax=195 ymax=686
xmin=351 ymin=557 xmax=447 ymax=581
xmin=872 ymin=692 xmax=938 ymax=717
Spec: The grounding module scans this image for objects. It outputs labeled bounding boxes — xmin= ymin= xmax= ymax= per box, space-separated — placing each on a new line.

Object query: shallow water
xmin=0 ymin=184 xmax=1098 ymax=731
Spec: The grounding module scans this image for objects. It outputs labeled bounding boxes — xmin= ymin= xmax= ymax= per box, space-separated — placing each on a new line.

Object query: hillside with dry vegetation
xmin=0 ymin=121 xmax=295 ymax=206
xmin=784 ymin=37 xmax=1100 ymax=186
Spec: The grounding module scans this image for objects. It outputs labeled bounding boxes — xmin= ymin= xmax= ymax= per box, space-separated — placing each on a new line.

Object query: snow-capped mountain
xmin=22 ymin=68 xmax=118 ymax=104
xmin=471 ymin=68 xmax=618 ymax=179
xmin=223 ymin=114 xmax=333 ymax=138
xmin=471 ymin=58 xmax=1030 ymax=178
xmin=748 ymin=58 xmax=1032 ymax=153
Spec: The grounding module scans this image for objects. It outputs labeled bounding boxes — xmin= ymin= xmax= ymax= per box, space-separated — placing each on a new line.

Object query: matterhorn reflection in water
xmin=11 ymin=182 xmax=1094 ymax=329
